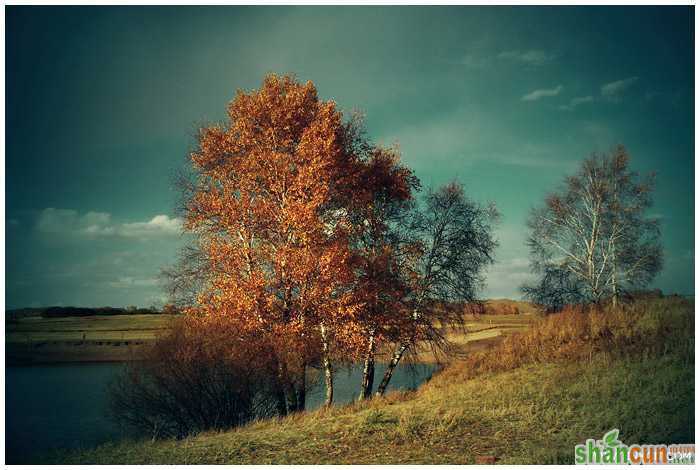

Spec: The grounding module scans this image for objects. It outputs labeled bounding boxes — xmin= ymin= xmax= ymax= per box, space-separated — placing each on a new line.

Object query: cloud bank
xmin=36 ymin=208 xmax=182 ymax=239
xmin=498 ymin=49 xmax=556 ymax=66
xmin=601 ymin=76 xmax=639 ymax=99
xmin=521 ymin=85 xmax=563 ymax=101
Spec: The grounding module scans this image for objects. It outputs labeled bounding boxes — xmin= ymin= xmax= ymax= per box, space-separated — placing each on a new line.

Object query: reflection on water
xmin=305 ymin=362 xmax=436 ymax=408
xmin=6 ymin=361 xmax=436 ymax=463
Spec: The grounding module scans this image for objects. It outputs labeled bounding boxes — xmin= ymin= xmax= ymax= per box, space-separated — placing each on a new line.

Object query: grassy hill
xmin=48 ymin=297 xmax=693 ymax=464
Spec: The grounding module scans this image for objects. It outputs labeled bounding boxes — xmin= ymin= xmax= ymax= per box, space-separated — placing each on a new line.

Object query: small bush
xmin=109 ymin=317 xmax=284 ymax=439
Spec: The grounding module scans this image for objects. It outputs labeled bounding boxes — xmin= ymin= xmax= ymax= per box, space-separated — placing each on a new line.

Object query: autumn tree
xmin=375 ymin=182 xmax=499 ymax=396
xmin=346 ymin=146 xmax=419 ymax=400
xmin=177 ymin=74 xmax=366 ymax=411
xmin=169 ymin=74 xmax=497 ymax=408
xmin=523 ymin=146 xmax=662 ymax=310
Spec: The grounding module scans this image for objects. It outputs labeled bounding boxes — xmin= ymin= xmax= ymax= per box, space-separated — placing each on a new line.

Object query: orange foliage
xmin=178 ymin=75 xmax=424 ymax=408
xmin=185 ymin=75 xmax=359 ymax=338
xmin=179 ymin=74 xmax=420 ymax=406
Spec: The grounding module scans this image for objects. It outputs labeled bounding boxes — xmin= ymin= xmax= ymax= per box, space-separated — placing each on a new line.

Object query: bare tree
xmin=375 ymin=182 xmax=499 ymax=396
xmin=523 ymin=146 xmax=662 ymax=310
xmin=604 ymin=146 xmax=663 ymax=305
xmin=160 ymin=242 xmax=208 ymax=308
xmin=521 ymin=264 xmax=585 ymax=313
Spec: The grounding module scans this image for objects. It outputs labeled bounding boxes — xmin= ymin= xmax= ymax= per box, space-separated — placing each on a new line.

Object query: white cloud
xmin=37 ymin=208 xmax=112 ymax=235
xmin=559 ymin=95 xmax=595 ymax=111
xmin=119 ymin=215 xmax=182 ymax=238
xmin=601 ymin=76 xmax=639 ymax=99
xmin=36 ymin=208 xmax=182 ymax=240
xmin=521 ymin=85 xmax=563 ymax=101
xmin=454 ymin=48 xmax=556 ymax=69
xmin=379 ymin=110 xmax=576 ymax=171
xmin=498 ymin=49 xmax=556 ymax=66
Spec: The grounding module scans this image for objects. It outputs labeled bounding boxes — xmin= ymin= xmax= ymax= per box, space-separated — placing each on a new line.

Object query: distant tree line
xmin=35 ymin=305 xmax=177 ymax=318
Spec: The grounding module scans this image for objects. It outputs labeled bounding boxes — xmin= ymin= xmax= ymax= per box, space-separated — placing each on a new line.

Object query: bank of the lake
xmin=49 ymin=298 xmax=694 ymax=464
xmin=6 ymin=307 xmax=532 ymax=462
xmin=6 ymin=361 xmax=436 ymax=464
xmin=6 ymin=309 xmax=534 ymax=365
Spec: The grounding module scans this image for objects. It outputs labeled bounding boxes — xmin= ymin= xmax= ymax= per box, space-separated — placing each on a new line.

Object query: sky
xmin=5 ymin=6 xmax=694 ymax=308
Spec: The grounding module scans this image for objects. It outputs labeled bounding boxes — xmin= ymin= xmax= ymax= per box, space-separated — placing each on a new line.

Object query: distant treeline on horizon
xmin=6 ymin=305 xmax=179 ymax=319
xmin=5 ymin=290 xmax=681 ymax=320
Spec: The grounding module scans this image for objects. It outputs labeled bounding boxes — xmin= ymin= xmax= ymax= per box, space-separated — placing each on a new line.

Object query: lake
xmin=6 ymin=361 xmax=436 ymax=463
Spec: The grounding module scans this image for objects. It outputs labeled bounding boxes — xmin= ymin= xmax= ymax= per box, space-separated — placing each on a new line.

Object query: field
xmin=6 ymin=314 xmax=176 ymax=364
xmin=6 ymin=301 xmax=533 ymax=365
xmin=6 ymin=314 xmax=175 ymax=342
xmin=46 ymin=297 xmax=694 ymax=464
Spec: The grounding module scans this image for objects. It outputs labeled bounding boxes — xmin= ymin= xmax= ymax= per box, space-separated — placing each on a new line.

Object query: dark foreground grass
xmin=48 ymin=298 xmax=694 ymax=464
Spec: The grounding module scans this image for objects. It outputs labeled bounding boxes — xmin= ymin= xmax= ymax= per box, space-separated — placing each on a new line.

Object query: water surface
xmin=6 ymin=361 xmax=435 ymax=462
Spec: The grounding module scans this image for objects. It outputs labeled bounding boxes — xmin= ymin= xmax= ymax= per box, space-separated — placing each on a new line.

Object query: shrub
xmin=109 ymin=317 xmax=284 ymax=439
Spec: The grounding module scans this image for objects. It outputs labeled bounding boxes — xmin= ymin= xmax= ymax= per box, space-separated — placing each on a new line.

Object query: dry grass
xmin=437 ymin=296 xmax=693 ymax=384
xmin=45 ymin=297 xmax=694 ymax=464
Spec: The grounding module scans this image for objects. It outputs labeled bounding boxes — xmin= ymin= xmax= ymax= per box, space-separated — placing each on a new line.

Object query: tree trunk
xmin=274 ymin=387 xmax=288 ymax=416
xmin=376 ymin=342 xmax=408 ymax=396
xmin=611 ymin=172 xmax=620 ymax=308
xmin=295 ymin=363 xmax=306 ymax=411
xmin=274 ymin=362 xmax=288 ymax=416
xmin=276 ymin=359 xmax=295 ymax=415
xmin=611 ymin=239 xmax=619 ymax=307
xmin=286 ymin=382 xmax=299 ymax=412
xmin=359 ymin=331 xmax=376 ymax=400
xmin=320 ymin=323 xmax=333 ymax=407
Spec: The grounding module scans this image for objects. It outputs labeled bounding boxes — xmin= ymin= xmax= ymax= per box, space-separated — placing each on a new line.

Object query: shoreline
xmin=6 ymin=309 xmax=530 ymax=366
xmin=6 ymin=335 xmax=505 ymax=367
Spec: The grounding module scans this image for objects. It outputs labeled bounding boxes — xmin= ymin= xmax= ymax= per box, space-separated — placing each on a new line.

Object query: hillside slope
xmin=49 ymin=298 xmax=694 ymax=464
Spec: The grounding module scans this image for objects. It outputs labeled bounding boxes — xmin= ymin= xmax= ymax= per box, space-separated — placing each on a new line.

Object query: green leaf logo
xmin=603 ymin=429 xmax=621 ymax=447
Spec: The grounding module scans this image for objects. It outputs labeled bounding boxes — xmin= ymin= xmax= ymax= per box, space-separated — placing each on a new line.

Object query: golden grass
xmin=439 ymin=296 xmax=694 ymax=384
xmin=44 ymin=297 xmax=694 ymax=465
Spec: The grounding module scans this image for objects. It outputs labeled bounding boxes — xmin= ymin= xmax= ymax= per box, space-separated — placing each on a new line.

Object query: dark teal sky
xmin=6 ymin=6 xmax=694 ymax=308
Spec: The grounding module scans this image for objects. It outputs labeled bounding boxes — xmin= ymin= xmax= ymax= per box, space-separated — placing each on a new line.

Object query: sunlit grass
xmin=47 ymin=297 xmax=693 ymax=464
